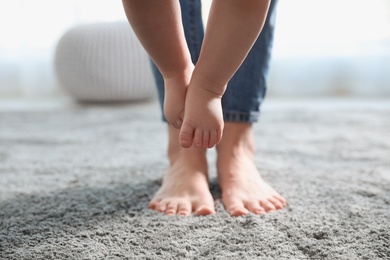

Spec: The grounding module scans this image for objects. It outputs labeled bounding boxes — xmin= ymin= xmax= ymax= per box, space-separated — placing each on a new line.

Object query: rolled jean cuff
xmin=160 ymin=110 xmax=260 ymax=123
xmin=223 ymin=110 xmax=260 ymax=123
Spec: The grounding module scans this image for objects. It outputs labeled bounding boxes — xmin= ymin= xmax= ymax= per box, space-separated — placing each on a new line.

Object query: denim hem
xmin=160 ymin=111 xmax=260 ymax=123
xmin=223 ymin=110 xmax=260 ymax=123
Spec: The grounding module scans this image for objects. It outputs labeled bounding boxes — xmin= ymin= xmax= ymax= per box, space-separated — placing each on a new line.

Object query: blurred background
xmin=0 ymin=0 xmax=389 ymax=101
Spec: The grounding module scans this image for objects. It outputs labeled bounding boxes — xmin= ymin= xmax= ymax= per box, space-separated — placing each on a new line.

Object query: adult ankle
xmin=167 ymin=126 xmax=207 ymax=164
xmin=217 ymin=122 xmax=255 ymax=154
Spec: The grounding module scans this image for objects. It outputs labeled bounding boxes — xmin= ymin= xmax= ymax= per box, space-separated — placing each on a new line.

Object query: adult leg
xmin=148 ymin=0 xmax=214 ymax=216
xmin=216 ymin=0 xmax=287 ymax=216
xmin=149 ymin=125 xmax=215 ymax=216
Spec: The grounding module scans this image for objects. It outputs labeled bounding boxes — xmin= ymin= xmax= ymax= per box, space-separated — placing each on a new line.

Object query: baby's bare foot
xmin=179 ymin=77 xmax=225 ymax=149
xmin=217 ymin=123 xmax=287 ymax=216
xmin=163 ymin=66 xmax=193 ymax=128
xmin=149 ymin=126 xmax=215 ymax=216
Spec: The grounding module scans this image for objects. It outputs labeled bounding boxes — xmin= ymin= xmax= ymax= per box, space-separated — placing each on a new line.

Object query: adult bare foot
xmin=179 ymin=75 xmax=225 ymax=149
xmin=163 ymin=66 xmax=193 ymax=129
xmin=149 ymin=125 xmax=215 ymax=216
xmin=217 ymin=122 xmax=287 ymax=216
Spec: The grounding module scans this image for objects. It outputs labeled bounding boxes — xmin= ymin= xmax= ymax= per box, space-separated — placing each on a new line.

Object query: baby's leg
xmin=122 ymin=0 xmax=193 ymax=128
xmin=180 ymin=0 xmax=271 ymax=148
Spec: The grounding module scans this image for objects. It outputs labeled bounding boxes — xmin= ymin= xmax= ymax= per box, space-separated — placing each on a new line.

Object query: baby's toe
xmin=194 ymin=128 xmax=203 ymax=148
xmin=202 ymin=131 xmax=210 ymax=148
xmin=179 ymin=124 xmax=195 ymax=148
xmin=209 ymin=130 xmax=217 ymax=148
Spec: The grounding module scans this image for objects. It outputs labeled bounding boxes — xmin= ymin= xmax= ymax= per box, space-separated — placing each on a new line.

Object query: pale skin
xmin=122 ymin=0 xmax=192 ymax=129
xmin=123 ymin=0 xmax=271 ymax=148
xmin=149 ymin=123 xmax=287 ymax=216
xmin=122 ymin=0 xmax=287 ymax=216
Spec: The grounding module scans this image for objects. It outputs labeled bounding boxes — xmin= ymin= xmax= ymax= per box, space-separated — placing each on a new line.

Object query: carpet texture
xmin=0 ymin=100 xmax=389 ymax=259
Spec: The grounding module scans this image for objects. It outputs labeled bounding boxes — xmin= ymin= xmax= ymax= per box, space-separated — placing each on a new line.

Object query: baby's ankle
xmin=189 ymin=68 xmax=227 ymax=98
xmin=162 ymin=65 xmax=194 ymax=128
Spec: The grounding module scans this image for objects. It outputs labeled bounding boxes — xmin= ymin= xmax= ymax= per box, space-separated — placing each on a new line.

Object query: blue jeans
xmin=151 ymin=0 xmax=278 ymax=123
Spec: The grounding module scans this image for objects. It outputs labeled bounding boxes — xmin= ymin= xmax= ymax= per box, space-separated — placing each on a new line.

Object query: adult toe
xmin=246 ymin=200 xmax=266 ymax=215
xmin=165 ymin=201 xmax=179 ymax=216
xmin=155 ymin=200 xmax=169 ymax=213
xmin=177 ymin=201 xmax=192 ymax=216
xmin=224 ymin=198 xmax=249 ymax=216
xmin=260 ymin=199 xmax=276 ymax=213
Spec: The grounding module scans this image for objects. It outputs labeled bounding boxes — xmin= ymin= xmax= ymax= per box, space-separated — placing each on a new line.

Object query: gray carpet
xmin=0 ymin=99 xmax=389 ymax=259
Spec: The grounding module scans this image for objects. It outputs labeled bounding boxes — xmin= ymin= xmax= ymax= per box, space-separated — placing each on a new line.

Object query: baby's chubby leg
xmin=122 ymin=0 xmax=193 ymax=128
xmin=180 ymin=74 xmax=225 ymax=149
xmin=180 ymin=0 xmax=271 ymax=148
